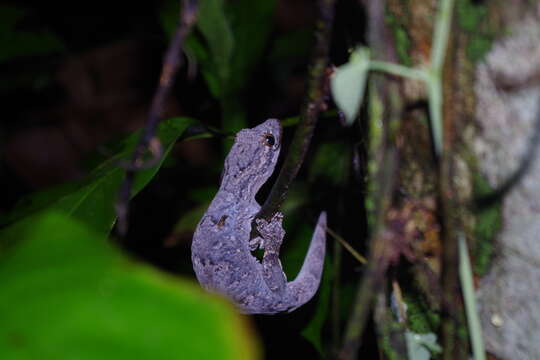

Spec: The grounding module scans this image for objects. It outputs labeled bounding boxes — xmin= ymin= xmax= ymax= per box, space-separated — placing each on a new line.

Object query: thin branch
xmin=326 ymin=226 xmax=367 ymax=264
xmin=437 ymin=0 xmax=467 ymax=357
xmin=374 ymin=285 xmax=408 ymax=359
xmin=339 ymin=1 xmax=400 ymax=358
xmin=116 ymin=0 xmax=198 ymax=236
xmin=255 ymin=0 xmax=336 ymax=222
xmin=340 ymin=149 xmax=399 ymax=360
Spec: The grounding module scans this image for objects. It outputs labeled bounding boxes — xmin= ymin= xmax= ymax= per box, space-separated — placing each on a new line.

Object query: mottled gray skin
xmin=191 ymin=119 xmax=326 ymax=314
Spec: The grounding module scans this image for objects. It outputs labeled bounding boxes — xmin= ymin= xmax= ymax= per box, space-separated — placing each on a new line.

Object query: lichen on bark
xmin=473 ymin=8 xmax=540 ymax=358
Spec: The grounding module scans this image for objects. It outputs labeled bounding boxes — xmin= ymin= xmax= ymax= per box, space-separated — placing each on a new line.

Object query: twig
xmin=374 ymin=285 xmax=408 ymax=359
xmin=326 ymin=226 xmax=367 ymax=264
xmin=339 ymin=1 xmax=400 ymax=358
xmin=331 ymin=209 xmax=344 ymax=355
xmin=336 ymin=0 xmax=459 ymax=358
xmin=353 ymin=0 xmax=454 ymax=158
xmin=255 ymin=0 xmax=336 ymax=222
xmin=340 ymin=149 xmax=399 ymax=360
xmin=431 ymin=0 xmax=466 ymax=358
xmin=116 ymin=0 xmax=198 ymax=236
xmin=436 ymin=0 xmax=468 ymax=356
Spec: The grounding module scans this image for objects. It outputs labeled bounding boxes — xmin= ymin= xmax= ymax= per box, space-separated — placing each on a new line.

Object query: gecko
xmin=191 ymin=118 xmax=326 ymax=314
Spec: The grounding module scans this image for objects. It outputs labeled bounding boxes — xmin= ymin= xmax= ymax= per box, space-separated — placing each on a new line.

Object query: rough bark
xmin=385 ymin=1 xmax=540 ymax=359
xmin=473 ymin=2 xmax=540 ymax=359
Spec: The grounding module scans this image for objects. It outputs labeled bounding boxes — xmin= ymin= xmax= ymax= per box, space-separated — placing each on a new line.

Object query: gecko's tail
xmin=286 ymin=211 xmax=327 ymax=312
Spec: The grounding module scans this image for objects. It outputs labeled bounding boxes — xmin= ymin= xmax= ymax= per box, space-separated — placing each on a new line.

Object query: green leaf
xmin=331 ymin=48 xmax=371 ymax=125
xmin=197 ymin=0 xmax=235 ymax=95
xmin=282 ymin=222 xmax=313 ymax=278
xmin=170 ymin=186 xmax=218 ymax=235
xmin=160 ymin=0 xmax=234 ymax=99
xmin=300 ymin=261 xmax=332 ymax=355
xmin=309 ymin=142 xmax=350 ymax=186
xmin=224 ymin=0 xmax=276 ymax=95
xmin=280 ymin=185 xmax=309 ymax=215
xmin=188 ymin=186 xmax=218 ymax=203
xmin=0 ymin=5 xmax=64 ymax=64
xmin=0 ymin=211 xmax=259 ymax=360
xmin=159 ymin=0 xmax=228 ymax=98
xmin=280 ymin=214 xmax=332 ymax=355
xmin=269 ymin=28 xmax=312 ymax=61
xmin=405 ymin=331 xmax=441 ymax=360
xmin=159 ymin=0 xmax=275 ymax=133
xmin=1 ymin=117 xmax=194 ymax=235
xmin=172 ymin=203 xmax=209 ymax=234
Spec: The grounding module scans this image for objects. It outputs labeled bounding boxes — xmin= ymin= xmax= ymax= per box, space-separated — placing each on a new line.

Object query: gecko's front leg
xmin=255 ymin=212 xmax=287 ymax=294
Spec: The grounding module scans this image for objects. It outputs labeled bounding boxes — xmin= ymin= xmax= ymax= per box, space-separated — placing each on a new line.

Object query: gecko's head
xmin=223 ymin=119 xmax=282 ymax=191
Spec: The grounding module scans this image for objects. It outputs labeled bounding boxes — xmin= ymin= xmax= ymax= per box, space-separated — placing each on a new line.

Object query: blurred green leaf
xmin=0 ymin=5 xmax=64 ymax=64
xmin=160 ymin=0 xmax=275 ymax=99
xmin=331 ymin=48 xmax=371 ymax=125
xmin=224 ymin=0 xmax=275 ymax=95
xmin=282 ymin=222 xmax=313 ymax=278
xmin=172 ymin=203 xmax=209 ymax=234
xmin=159 ymin=0 xmax=275 ymax=133
xmin=0 ymin=68 xmax=53 ymax=93
xmin=280 ymin=214 xmax=332 ymax=355
xmin=170 ymin=185 xmax=218 ymax=235
xmin=1 ymin=117 xmax=194 ymax=235
xmin=188 ymin=186 xmax=218 ymax=203
xmin=0 ymin=5 xmax=24 ymax=31
xmin=309 ymin=142 xmax=350 ymax=186
xmin=197 ymin=0 xmax=234 ymax=97
xmin=0 ymin=211 xmax=259 ymax=360
xmin=300 ymin=260 xmax=332 ymax=355
xmin=405 ymin=331 xmax=441 ymax=360
xmin=158 ymin=1 xmax=180 ymax=36
xmin=281 ymin=185 xmax=309 ymax=215
xmin=220 ymin=0 xmax=276 ymax=133
xmin=269 ymin=28 xmax=312 ymax=61
xmin=159 ymin=1 xmax=223 ymax=98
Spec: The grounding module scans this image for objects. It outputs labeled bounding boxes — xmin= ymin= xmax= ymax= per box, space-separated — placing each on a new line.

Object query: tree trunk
xmin=384 ymin=1 xmax=540 ymax=359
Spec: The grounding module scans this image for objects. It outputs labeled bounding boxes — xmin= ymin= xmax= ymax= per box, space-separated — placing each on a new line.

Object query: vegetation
xmin=0 ymin=0 xmax=533 ymax=359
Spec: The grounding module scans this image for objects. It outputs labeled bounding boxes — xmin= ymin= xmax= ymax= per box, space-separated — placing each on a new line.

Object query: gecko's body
xmin=191 ymin=119 xmax=326 ymax=314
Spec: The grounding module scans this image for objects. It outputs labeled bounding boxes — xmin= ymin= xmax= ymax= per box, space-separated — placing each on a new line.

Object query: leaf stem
xmin=429 ymin=0 xmax=455 ymax=156
xmin=363 ymin=0 xmax=455 ymax=156
xmin=458 ymin=234 xmax=486 ymax=360
xmin=368 ymin=61 xmax=428 ymax=82
xmin=431 ymin=0 xmax=455 ymax=72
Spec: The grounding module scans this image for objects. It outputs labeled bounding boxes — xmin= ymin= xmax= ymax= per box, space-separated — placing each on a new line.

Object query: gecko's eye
xmin=263 ymin=133 xmax=275 ymax=147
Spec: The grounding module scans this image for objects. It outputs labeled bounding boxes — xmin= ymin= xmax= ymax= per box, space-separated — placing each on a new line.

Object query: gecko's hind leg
xmin=256 ymin=212 xmax=287 ymax=294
